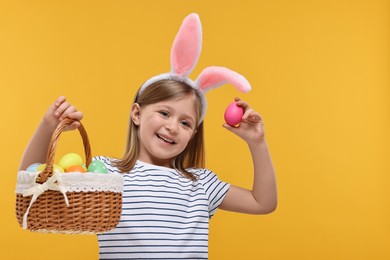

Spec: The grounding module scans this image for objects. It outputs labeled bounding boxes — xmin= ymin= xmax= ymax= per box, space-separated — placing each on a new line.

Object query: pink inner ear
xmin=170 ymin=13 xmax=202 ymax=77
xmin=196 ymin=66 xmax=251 ymax=93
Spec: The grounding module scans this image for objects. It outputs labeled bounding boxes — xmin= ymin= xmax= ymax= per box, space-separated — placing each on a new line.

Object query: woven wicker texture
xmin=16 ymin=118 xmax=122 ymax=234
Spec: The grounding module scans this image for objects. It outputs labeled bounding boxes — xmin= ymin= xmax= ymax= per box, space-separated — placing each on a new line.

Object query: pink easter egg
xmin=224 ymin=102 xmax=244 ymax=126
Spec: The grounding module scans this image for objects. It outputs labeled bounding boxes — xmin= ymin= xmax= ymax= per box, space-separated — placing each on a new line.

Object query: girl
xmin=19 ymin=13 xmax=277 ymax=259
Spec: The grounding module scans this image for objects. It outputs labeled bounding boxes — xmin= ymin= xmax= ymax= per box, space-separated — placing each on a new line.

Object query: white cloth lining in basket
xmin=16 ymin=171 xmax=124 ymax=229
xmin=16 ymin=171 xmax=124 ymax=193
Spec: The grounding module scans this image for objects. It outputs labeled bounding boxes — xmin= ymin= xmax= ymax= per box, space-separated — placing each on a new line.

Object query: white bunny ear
xmin=170 ymin=13 xmax=202 ymax=77
xmin=195 ymin=66 xmax=251 ymax=94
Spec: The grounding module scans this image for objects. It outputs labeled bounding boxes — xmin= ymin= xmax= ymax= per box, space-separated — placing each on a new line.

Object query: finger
xmin=242 ymin=110 xmax=263 ymax=125
xmin=242 ymin=108 xmax=256 ymax=119
xmin=58 ymin=105 xmax=77 ymax=121
xmin=235 ymin=99 xmax=250 ymax=110
xmin=59 ymin=107 xmax=78 ymax=121
xmin=222 ymin=123 xmax=240 ymax=134
xmin=46 ymin=96 xmax=65 ymax=115
xmin=69 ymin=121 xmax=81 ymax=130
xmin=247 ymin=114 xmax=263 ymax=123
xmin=68 ymin=111 xmax=83 ymax=121
xmin=55 ymin=101 xmax=71 ymax=117
xmin=245 ymin=113 xmax=263 ymax=123
xmin=63 ymin=121 xmax=80 ymax=131
xmin=55 ymin=96 xmax=66 ymax=107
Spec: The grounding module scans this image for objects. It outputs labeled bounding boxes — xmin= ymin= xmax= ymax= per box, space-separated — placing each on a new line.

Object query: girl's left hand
xmin=223 ymin=97 xmax=265 ymax=144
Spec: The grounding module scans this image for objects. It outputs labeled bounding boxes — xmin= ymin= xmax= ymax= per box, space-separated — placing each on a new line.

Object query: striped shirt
xmin=95 ymin=156 xmax=230 ymax=260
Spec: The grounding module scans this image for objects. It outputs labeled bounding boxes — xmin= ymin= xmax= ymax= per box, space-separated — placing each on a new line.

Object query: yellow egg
xmin=58 ymin=153 xmax=83 ymax=170
xmin=36 ymin=164 xmax=46 ymax=172
xmin=36 ymin=163 xmax=64 ymax=173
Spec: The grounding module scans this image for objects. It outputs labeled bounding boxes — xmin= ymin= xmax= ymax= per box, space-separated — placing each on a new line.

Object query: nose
xmin=165 ymin=119 xmax=179 ymax=134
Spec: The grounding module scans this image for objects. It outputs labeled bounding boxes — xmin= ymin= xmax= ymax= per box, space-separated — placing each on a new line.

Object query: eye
xmin=158 ymin=111 xmax=169 ymax=117
xmin=180 ymin=120 xmax=192 ymax=128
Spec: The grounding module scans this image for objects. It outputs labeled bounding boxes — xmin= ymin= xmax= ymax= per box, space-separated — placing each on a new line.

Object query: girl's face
xmin=131 ymin=94 xmax=198 ymax=168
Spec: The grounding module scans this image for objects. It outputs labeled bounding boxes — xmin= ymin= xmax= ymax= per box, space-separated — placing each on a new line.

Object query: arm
xmin=19 ymin=96 xmax=83 ymax=170
xmin=219 ymin=98 xmax=277 ymax=214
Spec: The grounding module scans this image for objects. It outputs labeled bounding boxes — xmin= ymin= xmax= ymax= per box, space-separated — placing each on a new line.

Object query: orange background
xmin=1 ymin=1 xmax=389 ymax=259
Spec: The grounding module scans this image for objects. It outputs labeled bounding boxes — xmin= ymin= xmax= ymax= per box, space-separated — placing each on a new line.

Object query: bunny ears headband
xmin=139 ymin=13 xmax=251 ymax=123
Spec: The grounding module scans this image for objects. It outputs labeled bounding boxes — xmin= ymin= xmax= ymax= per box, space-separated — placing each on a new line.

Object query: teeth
xmin=158 ymin=135 xmax=174 ymax=144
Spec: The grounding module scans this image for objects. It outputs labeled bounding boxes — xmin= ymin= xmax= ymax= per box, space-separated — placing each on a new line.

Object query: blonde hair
xmin=113 ymin=80 xmax=205 ymax=181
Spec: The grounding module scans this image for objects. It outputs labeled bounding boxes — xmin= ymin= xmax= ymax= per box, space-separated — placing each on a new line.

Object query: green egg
xmin=87 ymin=160 xmax=108 ymax=173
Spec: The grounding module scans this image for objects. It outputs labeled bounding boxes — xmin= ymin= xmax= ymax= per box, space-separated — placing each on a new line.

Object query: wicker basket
xmin=16 ymin=118 xmax=123 ymax=234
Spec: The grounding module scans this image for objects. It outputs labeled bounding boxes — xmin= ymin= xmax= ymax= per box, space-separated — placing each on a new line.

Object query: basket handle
xmin=36 ymin=118 xmax=92 ymax=184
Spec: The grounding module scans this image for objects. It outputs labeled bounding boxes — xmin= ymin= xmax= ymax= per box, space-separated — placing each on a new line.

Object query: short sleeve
xmin=198 ymin=169 xmax=230 ymax=218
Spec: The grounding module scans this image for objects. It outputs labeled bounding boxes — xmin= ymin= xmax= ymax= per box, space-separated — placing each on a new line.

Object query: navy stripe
xmin=121 ymin=200 xmax=208 ymax=209
xmin=122 ymin=192 xmax=208 ymax=203
xmin=118 ymin=206 xmax=208 ymax=215
xmin=113 ymin=225 xmax=208 ymax=231
xmin=100 ymin=245 xmax=207 ymax=248
xmin=123 ymin=182 xmax=204 ymax=193
xmin=100 ymin=251 xmax=207 ymax=255
xmin=120 ymin=212 xmax=209 ymax=220
xmin=98 ymin=237 xmax=208 ymax=242
xmin=99 ymin=231 xmax=208 ymax=236
xmin=114 ymin=218 xmax=208 ymax=225
xmin=100 ymin=258 xmax=207 ymax=260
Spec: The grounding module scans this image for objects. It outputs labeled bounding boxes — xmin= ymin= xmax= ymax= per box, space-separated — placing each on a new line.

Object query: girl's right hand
xmin=43 ymin=96 xmax=83 ymax=131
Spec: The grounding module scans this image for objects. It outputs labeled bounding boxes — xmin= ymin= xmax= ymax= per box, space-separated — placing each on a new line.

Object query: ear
xmin=192 ymin=129 xmax=198 ymax=138
xmin=170 ymin=13 xmax=202 ymax=77
xmin=195 ymin=66 xmax=251 ymax=94
xmin=131 ymin=103 xmax=141 ymax=125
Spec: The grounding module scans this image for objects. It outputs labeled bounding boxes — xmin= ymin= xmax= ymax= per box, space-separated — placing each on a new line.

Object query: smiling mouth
xmin=157 ymin=134 xmax=176 ymax=144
